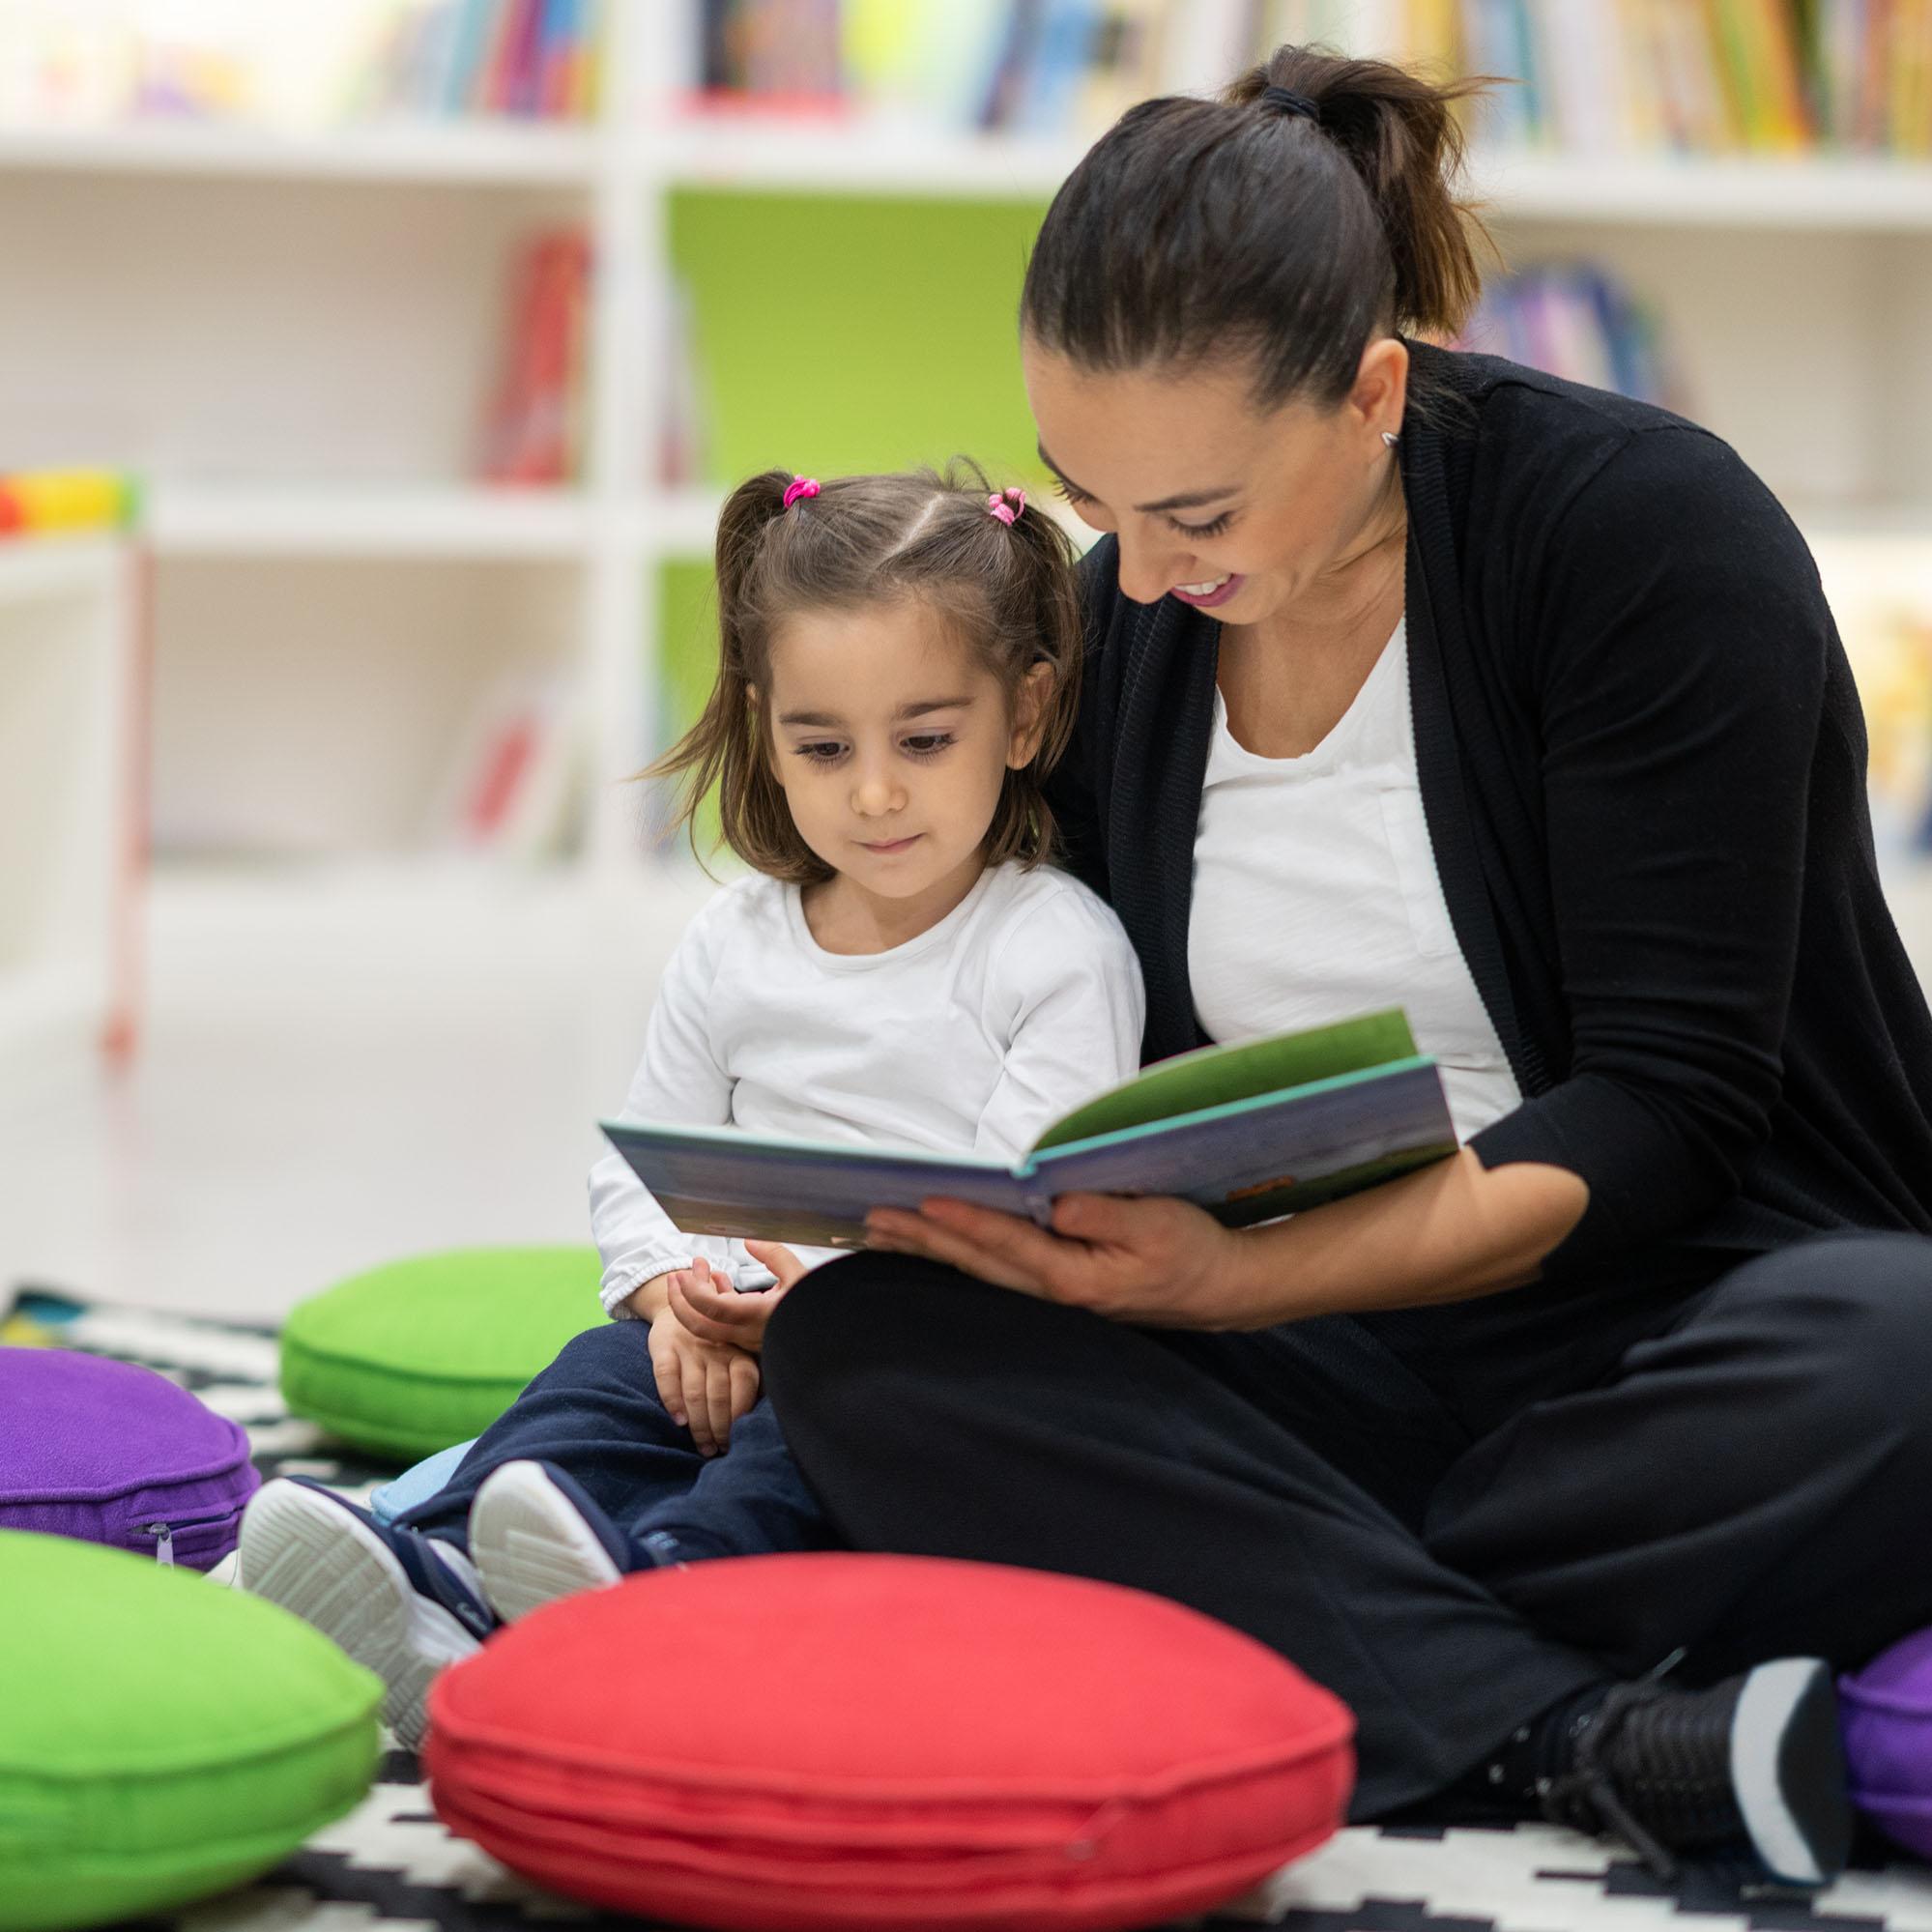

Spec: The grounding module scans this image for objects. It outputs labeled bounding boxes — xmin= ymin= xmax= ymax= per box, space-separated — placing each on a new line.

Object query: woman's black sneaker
xmin=1539 ymin=1658 xmax=1851 ymax=1887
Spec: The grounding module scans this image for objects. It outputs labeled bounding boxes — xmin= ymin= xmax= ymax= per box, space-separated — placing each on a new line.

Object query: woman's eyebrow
xmin=1036 ymin=444 xmax=1238 ymax=514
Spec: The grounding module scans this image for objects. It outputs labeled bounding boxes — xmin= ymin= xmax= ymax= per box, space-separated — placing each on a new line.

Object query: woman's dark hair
xmin=647 ymin=461 xmax=1083 ymax=883
xmin=1021 ymin=43 xmax=1497 ymax=410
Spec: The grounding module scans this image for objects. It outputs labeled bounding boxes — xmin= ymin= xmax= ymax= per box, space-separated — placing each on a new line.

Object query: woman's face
xmin=1021 ymin=335 xmax=1406 ymax=625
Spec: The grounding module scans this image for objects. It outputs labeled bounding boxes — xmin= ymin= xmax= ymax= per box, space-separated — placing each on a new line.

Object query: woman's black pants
xmin=760 ymin=1230 xmax=1932 ymax=1821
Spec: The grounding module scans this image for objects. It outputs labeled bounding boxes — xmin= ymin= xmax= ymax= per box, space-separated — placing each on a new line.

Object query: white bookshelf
xmin=0 ymin=537 xmax=139 ymax=1065
xmin=1 ymin=3 xmax=1929 ymax=900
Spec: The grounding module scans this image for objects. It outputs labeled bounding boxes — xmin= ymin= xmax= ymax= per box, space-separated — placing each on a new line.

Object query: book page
xmin=1031 ymin=1008 xmax=1419 ymax=1153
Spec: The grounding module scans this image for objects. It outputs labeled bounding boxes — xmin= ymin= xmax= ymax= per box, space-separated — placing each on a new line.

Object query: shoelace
xmin=1538 ymin=1680 xmax=1734 ymax=1883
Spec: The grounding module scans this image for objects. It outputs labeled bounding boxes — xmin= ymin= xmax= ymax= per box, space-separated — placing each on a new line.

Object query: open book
xmin=599 ymin=1008 xmax=1458 ymax=1252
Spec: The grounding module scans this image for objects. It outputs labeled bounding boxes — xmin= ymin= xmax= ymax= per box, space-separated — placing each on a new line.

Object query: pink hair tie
xmin=782 ymin=476 xmax=820 ymax=509
xmin=987 ymin=487 xmax=1024 ymax=526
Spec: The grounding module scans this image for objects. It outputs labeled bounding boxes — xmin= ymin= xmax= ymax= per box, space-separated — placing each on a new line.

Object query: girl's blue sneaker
xmin=238 ymin=1476 xmax=497 ymax=1748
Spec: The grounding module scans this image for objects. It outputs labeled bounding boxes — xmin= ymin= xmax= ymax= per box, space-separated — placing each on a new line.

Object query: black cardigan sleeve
xmin=1467 ymin=423 xmax=1832 ymax=1275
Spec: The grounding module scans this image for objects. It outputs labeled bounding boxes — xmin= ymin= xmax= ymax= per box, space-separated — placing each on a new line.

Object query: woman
xmin=750 ymin=46 xmax=1932 ymax=1887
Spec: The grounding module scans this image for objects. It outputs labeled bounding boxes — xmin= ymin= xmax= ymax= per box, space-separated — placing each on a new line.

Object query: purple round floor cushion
xmin=1841 ymin=1625 xmax=1932 ymax=1860
xmin=0 ymin=1346 xmax=258 ymax=1570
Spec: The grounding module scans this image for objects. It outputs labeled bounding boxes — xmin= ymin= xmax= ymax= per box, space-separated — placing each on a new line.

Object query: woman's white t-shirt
xmin=590 ymin=861 xmax=1146 ymax=1315
xmin=1188 ymin=616 xmax=1522 ymax=1145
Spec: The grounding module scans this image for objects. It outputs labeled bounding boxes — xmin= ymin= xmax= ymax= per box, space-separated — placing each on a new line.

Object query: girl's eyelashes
xmin=789 ymin=733 xmax=957 ymax=766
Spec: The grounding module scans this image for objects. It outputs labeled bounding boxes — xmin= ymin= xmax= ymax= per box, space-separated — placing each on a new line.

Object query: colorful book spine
xmin=0 ymin=471 xmax=142 ymax=540
xmin=1457 ymin=263 xmax=1674 ymax=408
xmin=481 ymin=229 xmax=591 ymax=485
xmin=363 ymin=0 xmax=603 ymax=122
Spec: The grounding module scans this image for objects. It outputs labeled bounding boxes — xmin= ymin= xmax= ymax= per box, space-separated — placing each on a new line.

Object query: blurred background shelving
xmin=1 ymin=0 xmax=1929 ymax=912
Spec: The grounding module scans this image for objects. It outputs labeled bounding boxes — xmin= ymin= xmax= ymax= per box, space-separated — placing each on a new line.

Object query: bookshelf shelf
xmin=1472 ymin=153 xmax=1932 ymax=232
xmin=150 ymin=485 xmax=598 ymax=560
xmin=0 ymin=120 xmax=601 ymax=187
xmin=0 ymin=536 xmax=128 ymax=607
xmin=641 ymin=123 xmax=1087 ymax=200
xmin=647 ymin=130 xmax=1932 ymax=232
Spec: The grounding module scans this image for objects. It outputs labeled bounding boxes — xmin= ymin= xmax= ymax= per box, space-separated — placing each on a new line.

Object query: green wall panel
xmin=669 ymin=189 xmax=1053 ymax=485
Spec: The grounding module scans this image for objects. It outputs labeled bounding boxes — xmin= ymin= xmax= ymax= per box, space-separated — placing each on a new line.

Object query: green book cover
xmin=1033 ymin=1009 xmax=1419 ymax=1150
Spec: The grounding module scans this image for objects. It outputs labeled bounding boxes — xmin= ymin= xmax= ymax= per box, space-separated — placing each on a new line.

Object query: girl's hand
xmin=865 ymin=1193 xmax=1247 ymax=1329
xmin=667 ymin=1246 xmax=806 ymax=1352
xmin=648 ymin=1302 xmax=761 ymax=1456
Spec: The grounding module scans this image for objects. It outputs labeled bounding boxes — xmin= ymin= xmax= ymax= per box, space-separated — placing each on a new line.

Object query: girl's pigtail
xmin=991 ymin=490 xmax=1084 ymax=863
xmin=643 ymin=469 xmax=793 ymax=870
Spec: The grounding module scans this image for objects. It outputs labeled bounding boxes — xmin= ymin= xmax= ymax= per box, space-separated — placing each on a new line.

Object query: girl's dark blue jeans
xmin=394 ymin=1317 xmax=832 ymax=1564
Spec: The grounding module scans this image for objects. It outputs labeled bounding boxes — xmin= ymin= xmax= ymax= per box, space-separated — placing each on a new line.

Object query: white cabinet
xmin=0 ymin=539 xmax=140 ymax=1064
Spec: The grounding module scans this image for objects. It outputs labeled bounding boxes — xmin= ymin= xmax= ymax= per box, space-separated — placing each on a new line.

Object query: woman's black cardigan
xmin=1047 ymin=341 xmax=1932 ymax=1294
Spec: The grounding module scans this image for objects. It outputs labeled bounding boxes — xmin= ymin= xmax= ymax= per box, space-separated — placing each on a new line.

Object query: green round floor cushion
xmin=278 ymin=1246 xmax=604 ymax=1460
xmin=0 ymin=1529 xmax=381 ymax=1932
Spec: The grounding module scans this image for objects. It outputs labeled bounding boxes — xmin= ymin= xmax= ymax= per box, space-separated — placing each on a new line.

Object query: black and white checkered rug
xmin=14 ymin=1284 xmax=1932 ymax=1932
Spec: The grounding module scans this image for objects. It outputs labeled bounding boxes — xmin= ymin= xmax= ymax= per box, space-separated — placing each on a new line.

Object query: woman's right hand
xmin=647 ymin=1300 xmax=761 ymax=1457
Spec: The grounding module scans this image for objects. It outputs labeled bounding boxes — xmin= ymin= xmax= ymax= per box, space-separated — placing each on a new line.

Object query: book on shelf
xmin=425 ymin=667 xmax=583 ymax=860
xmin=683 ymin=0 xmax=1932 ymax=156
xmin=698 ymin=0 xmax=845 ymax=110
xmin=1457 ymin=261 xmax=1678 ymax=407
xmin=601 ymin=1008 xmax=1458 ymax=1250
xmin=0 ymin=0 xmax=602 ymax=132
xmin=481 ymin=226 xmax=590 ymax=486
xmin=361 ymin=0 xmax=603 ymax=124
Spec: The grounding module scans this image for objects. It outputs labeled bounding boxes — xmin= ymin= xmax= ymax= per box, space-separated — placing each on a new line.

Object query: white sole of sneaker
xmin=469 ymin=1460 xmax=623 ymax=1623
xmin=1731 ymin=1656 xmax=1851 ymax=1886
xmin=238 ymin=1480 xmax=479 ymax=1750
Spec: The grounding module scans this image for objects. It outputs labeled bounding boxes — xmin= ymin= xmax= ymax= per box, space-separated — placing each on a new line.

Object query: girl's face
xmin=763 ymin=596 xmax=1051 ymax=918
xmin=1020 ymin=335 xmax=1407 ymax=624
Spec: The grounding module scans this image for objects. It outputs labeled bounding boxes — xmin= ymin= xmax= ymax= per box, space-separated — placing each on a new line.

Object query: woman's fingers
xmin=868 ymin=1200 xmax=1076 ymax=1298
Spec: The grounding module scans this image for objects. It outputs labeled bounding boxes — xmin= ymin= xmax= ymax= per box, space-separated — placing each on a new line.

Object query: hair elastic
xmin=782 ymin=476 xmax=820 ymax=509
xmin=1258 ymin=84 xmax=1320 ymax=122
xmin=987 ymin=487 xmax=1025 ymax=526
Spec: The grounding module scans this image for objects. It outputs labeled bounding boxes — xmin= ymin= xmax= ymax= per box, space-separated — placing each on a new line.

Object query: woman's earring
xmin=1382 ymin=431 xmax=1399 ymax=449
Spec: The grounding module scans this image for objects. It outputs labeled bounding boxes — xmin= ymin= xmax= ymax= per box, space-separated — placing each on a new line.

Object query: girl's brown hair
xmin=648 ymin=460 xmax=1083 ymax=883
xmin=1020 ymin=43 xmax=1497 ymax=410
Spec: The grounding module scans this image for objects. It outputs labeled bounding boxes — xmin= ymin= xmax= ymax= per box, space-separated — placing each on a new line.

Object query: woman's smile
xmin=1171 ymin=572 xmax=1245 ymax=608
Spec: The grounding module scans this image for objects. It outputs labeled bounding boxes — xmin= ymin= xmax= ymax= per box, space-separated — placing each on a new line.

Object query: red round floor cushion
xmin=423 ymin=1553 xmax=1354 ymax=1932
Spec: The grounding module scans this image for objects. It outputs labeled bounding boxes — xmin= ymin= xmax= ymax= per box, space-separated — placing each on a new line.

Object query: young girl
xmin=238 ymin=462 xmax=1145 ymax=1745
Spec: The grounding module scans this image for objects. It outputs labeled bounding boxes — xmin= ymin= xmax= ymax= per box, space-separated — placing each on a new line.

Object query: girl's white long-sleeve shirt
xmin=589 ymin=861 xmax=1147 ymax=1317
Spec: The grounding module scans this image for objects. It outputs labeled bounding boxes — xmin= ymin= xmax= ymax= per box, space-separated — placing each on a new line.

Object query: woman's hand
xmin=666 ymin=1246 xmax=805 ymax=1353
xmin=865 ymin=1193 xmax=1249 ymax=1329
xmin=648 ymin=1300 xmax=762 ymax=1456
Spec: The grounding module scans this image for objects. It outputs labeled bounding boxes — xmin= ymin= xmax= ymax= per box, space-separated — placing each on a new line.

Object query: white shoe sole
xmin=469 ymin=1460 xmax=624 ymax=1623
xmin=1730 ymin=1657 xmax=1851 ymax=1887
xmin=238 ymin=1480 xmax=479 ymax=1750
